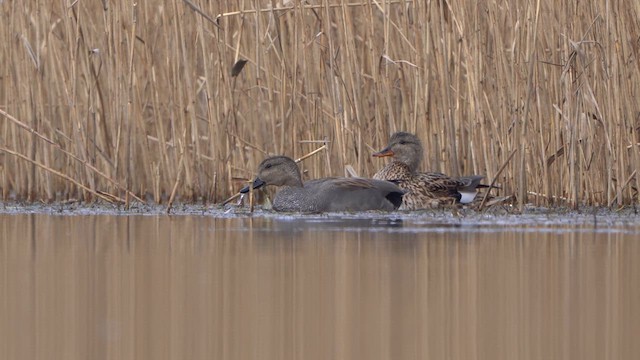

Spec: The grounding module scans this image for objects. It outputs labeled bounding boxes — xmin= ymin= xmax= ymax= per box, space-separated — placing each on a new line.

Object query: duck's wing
xmin=456 ymin=175 xmax=486 ymax=190
xmin=403 ymin=172 xmax=464 ymax=202
xmin=416 ymin=172 xmax=463 ymax=192
xmin=315 ymin=177 xmax=398 ymax=191
xmin=458 ymin=175 xmax=500 ymax=190
xmin=416 ymin=173 xmax=490 ymax=203
xmin=306 ymin=177 xmax=404 ymax=211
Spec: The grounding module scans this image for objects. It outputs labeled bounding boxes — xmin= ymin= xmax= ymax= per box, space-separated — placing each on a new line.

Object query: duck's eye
xmin=399 ymin=141 xmax=407 ymax=145
xmin=265 ymin=163 xmax=273 ymax=169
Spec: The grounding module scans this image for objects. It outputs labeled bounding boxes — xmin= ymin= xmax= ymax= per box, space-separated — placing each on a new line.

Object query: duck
xmin=372 ymin=132 xmax=487 ymax=209
xmin=240 ymin=156 xmax=404 ymax=212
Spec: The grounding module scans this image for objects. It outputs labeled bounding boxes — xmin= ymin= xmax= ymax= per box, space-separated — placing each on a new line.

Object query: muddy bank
xmin=1 ymin=201 xmax=638 ymax=229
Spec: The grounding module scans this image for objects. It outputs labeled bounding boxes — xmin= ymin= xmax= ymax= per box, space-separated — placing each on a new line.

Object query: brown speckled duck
xmin=373 ymin=132 xmax=486 ymax=209
xmin=241 ymin=156 xmax=405 ymax=212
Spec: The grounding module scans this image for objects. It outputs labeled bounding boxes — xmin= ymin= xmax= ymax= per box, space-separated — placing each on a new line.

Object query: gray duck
xmin=373 ymin=132 xmax=486 ymax=209
xmin=241 ymin=156 xmax=404 ymax=212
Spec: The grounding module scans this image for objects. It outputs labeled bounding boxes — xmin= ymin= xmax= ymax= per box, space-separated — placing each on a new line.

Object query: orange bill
xmin=372 ymin=147 xmax=394 ymax=157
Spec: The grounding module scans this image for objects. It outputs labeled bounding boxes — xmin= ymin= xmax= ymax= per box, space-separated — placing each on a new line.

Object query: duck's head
xmin=372 ymin=132 xmax=424 ymax=172
xmin=240 ymin=156 xmax=303 ymax=193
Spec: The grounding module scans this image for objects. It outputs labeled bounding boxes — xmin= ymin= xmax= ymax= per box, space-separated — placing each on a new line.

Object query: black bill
xmin=239 ymin=177 xmax=266 ymax=194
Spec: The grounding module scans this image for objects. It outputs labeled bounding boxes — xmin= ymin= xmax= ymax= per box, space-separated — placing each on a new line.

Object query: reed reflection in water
xmin=1 ymin=214 xmax=639 ymax=360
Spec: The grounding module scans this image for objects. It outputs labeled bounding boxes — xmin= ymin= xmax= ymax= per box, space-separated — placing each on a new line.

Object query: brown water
xmin=2 ymin=212 xmax=640 ymax=360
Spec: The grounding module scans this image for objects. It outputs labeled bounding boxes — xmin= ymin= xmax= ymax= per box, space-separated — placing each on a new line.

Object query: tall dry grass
xmin=1 ymin=0 xmax=639 ymax=208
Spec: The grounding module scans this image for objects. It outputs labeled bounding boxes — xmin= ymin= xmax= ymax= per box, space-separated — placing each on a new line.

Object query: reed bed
xmin=1 ymin=0 xmax=639 ymax=208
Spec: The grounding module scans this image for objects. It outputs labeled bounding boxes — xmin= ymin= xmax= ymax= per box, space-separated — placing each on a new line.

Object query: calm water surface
xmin=2 ymin=212 xmax=640 ymax=360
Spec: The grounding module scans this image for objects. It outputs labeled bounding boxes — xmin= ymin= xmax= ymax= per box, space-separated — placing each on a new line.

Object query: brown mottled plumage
xmin=373 ymin=132 xmax=486 ymax=209
xmin=240 ymin=156 xmax=405 ymax=212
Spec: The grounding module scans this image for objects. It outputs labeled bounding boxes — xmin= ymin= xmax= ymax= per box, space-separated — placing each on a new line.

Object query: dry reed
xmin=1 ymin=0 xmax=639 ymax=207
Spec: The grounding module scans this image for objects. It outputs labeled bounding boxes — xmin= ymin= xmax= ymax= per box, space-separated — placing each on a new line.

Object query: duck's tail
xmin=457 ymin=175 xmax=497 ymax=204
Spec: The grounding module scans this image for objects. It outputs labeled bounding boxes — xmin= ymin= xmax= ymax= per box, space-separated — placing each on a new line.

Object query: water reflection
xmin=1 ymin=214 xmax=639 ymax=360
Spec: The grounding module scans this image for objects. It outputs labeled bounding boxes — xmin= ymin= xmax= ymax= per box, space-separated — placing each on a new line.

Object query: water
xmin=2 ymin=210 xmax=640 ymax=360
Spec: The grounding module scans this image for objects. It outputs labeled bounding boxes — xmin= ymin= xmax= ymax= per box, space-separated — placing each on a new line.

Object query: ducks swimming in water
xmin=241 ymin=156 xmax=405 ymax=212
xmin=373 ymin=132 xmax=487 ymax=210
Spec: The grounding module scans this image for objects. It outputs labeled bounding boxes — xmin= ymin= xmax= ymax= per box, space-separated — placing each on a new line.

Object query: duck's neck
xmin=378 ymin=161 xmax=413 ymax=180
xmin=395 ymin=151 xmax=422 ymax=173
xmin=281 ymin=172 xmax=304 ymax=187
xmin=393 ymin=158 xmax=420 ymax=174
xmin=405 ymin=158 xmax=421 ymax=173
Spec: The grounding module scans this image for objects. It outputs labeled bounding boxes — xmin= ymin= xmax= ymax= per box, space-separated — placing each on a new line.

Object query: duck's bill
xmin=372 ymin=147 xmax=394 ymax=157
xmin=239 ymin=178 xmax=266 ymax=194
